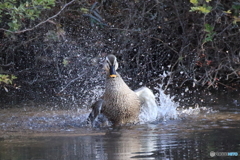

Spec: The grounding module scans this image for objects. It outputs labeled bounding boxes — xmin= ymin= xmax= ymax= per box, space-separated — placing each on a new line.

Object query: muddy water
xmin=0 ymin=104 xmax=239 ymax=160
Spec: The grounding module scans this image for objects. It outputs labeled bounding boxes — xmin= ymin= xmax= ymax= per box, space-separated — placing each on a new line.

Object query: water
xmin=0 ymin=87 xmax=240 ymax=160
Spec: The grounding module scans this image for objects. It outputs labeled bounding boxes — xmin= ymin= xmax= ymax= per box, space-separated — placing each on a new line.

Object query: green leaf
xmin=232 ymin=2 xmax=240 ymax=10
xmin=0 ymin=74 xmax=17 ymax=85
xmin=203 ymin=36 xmax=213 ymax=43
xmin=11 ymin=75 xmax=17 ymax=80
xmin=7 ymin=21 xmax=20 ymax=31
xmin=190 ymin=5 xmax=212 ymax=14
xmin=203 ymin=32 xmax=215 ymax=43
xmin=63 ymin=58 xmax=70 ymax=67
xmin=178 ymin=56 xmax=184 ymax=61
xmin=80 ymin=8 xmax=89 ymax=14
xmin=233 ymin=16 xmax=240 ymax=24
xmin=190 ymin=0 xmax=198 ymax=6
xmin=204 ymin=23 xmax=214 ymax=32
xmin=0 ymin=75 xmax=10 ymax=84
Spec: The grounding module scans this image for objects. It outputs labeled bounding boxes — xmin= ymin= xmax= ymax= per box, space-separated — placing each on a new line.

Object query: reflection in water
xmin=0 ymin=110 xmax=240 ymax=160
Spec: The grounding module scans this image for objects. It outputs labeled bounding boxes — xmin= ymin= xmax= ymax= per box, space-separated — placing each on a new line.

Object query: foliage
xmin=0 ymin=74 xmax=17 ymax=92
xmin=190 ymin=5 xmax=212 ymax=14
xmin=0 ymin=0 xmax=55 ymax=31
xmin=232 ymin=2 xmax=240 ymax=16
xmin=189 ymin=0 xmax=240 ymax=44
xmin=203 ymin=23 xmax=215 ymax=43
xmin=190 ymin=0 xmax=212 ymax=14
xmin=0 ymin=74 xmax=17 ymax=85
xmin=190 ymin=0 xmax=215 ymax=44
xmin=231 ymin=2 xmax=240 ymax=24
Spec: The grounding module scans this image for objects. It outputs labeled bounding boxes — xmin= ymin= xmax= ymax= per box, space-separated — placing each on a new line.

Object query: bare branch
xmin=58 ymin=72 xmax=87 ymax=94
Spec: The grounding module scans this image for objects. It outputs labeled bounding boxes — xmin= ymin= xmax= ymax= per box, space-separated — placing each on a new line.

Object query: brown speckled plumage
xmin=102 ymin=55 xmax=141 ymax=125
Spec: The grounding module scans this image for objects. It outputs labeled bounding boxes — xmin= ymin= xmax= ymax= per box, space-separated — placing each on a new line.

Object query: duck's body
xmin=103 ymin=72 xmax=140 ymax=125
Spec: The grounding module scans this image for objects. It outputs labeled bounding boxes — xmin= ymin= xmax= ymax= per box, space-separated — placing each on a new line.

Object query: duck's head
xmin=103 ymin=54 xmax=119 ymax=78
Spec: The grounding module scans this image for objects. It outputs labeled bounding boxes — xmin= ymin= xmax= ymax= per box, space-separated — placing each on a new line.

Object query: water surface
xmin=0 ymin=103 xmax=239 ymax=160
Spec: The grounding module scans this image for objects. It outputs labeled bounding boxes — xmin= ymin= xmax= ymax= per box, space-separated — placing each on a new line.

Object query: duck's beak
xmin=109 ymin=65 xmax=117 ymax=78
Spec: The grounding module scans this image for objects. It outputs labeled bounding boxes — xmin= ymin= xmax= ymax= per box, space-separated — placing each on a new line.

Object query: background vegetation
xmin=0 ymin=0 xmax=240 ymax=107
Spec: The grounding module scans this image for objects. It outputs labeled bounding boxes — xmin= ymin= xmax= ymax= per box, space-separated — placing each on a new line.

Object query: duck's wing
xmin=135 ymin=87 xmax=158 ymax=122
xmin=87 ymin=99 xmax=103 ymax=125
xmin=135 ymin=87 xmax=155 ymax=103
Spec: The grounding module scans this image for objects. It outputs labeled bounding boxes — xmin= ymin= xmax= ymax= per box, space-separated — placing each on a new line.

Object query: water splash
xmin=155 ymin=84 xmax=179 ymax=121
xmin=137 ymin=85 xmax=179 ymax=123
xmin=137 ymin=84 xmax=216 ymax=123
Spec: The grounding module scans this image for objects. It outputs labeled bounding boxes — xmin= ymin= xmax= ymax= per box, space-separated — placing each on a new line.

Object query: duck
xmin=87 ymin=54 xmax=157 ymax=126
